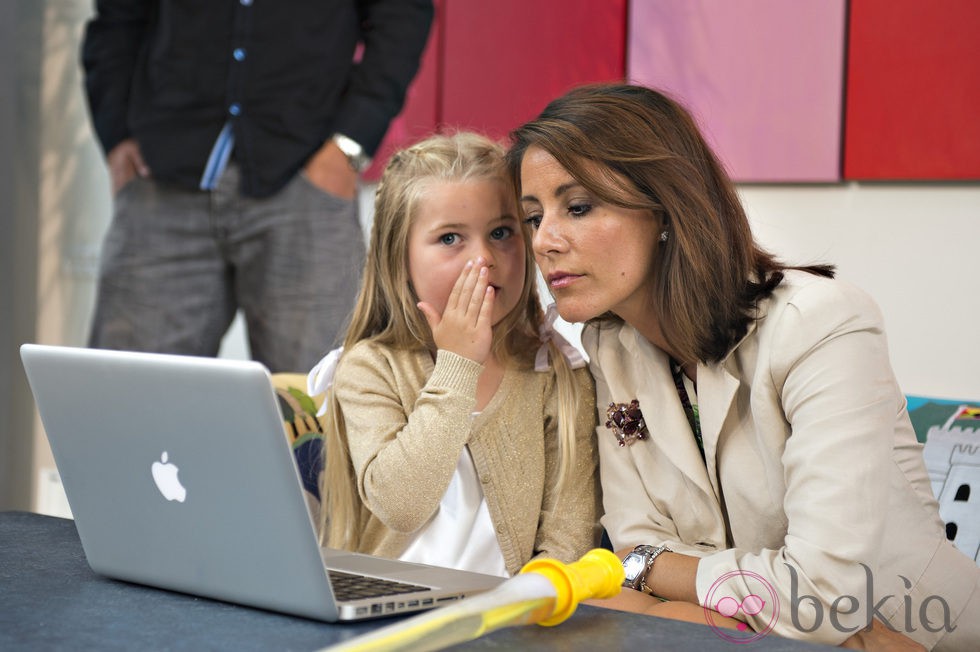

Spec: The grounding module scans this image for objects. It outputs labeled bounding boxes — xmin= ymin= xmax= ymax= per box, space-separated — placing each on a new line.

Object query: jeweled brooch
xmin=605 ymin=399 xmax=648 ymax=447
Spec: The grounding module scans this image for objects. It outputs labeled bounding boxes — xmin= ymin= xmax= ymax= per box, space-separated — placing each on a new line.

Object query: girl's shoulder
xmin=336 ymin=340 xmax=430 ymax=382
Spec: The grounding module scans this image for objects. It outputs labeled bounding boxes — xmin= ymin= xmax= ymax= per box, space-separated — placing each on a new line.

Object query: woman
xmin=506 ymin=83 xmax=978 ymax=650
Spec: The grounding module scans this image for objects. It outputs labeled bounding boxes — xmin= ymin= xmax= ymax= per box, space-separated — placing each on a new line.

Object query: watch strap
xmin=623 ymin=543 xmax=672 ymax=595
xmin=331 ymin=133 xmax=371 ymax=173
xmin=639 ymin=544 xmax=671 ymax=594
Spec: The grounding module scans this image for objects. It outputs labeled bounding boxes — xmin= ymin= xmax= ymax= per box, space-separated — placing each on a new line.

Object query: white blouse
xmin=398 ymin=443 xmax=508 ymax=577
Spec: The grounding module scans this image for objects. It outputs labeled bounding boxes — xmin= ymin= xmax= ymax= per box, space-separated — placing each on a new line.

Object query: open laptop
xmin=20 ymin=343 xmax=503 ymax=621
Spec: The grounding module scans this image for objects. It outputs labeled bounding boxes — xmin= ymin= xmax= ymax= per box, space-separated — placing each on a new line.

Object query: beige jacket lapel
xmin=696 ymin=362 xmax=737 ymax=500
xmin=616 ymin=325 xmax=719 ymax=504
xmin=696 ymin=319 xmax=757 ymax=499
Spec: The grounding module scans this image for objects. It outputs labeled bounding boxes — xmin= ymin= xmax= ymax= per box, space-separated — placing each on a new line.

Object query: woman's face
xmin=519 ymin=146 xmax=662 ymax=325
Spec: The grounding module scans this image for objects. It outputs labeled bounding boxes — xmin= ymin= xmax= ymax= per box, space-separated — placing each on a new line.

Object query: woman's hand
xmin=418 ymin=258 xmax=495 ymax=364
xmin=839 ymin=618 xmax=925 ymax=651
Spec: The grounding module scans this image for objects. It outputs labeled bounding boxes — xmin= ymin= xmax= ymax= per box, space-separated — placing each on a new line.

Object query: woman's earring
xmin=659 ymin=230 xmax=669 ymax=242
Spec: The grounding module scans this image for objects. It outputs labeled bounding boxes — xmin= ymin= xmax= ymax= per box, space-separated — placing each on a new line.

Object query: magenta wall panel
xmin=628 ymin=0 xmax=846 ymax=182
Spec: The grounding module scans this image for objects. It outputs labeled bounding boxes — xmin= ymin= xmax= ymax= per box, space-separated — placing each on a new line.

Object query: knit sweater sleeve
xmin=333 ymin=344 xmax=482 ymax=533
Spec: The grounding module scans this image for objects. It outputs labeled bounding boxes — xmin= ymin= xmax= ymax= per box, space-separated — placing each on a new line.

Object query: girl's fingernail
xmin=465 ymin=260 xmax=473 ymax=269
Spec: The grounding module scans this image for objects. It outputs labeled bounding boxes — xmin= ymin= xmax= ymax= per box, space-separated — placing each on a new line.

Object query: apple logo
xmin=151 ymin=451 xmax=187 ymax=503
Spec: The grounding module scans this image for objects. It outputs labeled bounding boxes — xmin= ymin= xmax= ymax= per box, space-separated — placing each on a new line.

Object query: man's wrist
xmin=331 ymin=133 xmax=371 ymax=173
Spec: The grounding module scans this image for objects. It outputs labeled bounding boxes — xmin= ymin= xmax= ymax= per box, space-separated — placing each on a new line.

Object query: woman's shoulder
xmin=769 ymin=270 xmax=882 ymax=322
xmin=757 ymin=271 xmax=888 ymax=357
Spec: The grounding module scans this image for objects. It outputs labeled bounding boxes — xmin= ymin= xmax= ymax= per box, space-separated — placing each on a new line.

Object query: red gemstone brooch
xmin=605 ymin=399 xmax=648 ymax=447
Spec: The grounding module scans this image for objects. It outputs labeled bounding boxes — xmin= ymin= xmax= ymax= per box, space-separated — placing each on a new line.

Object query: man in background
xmin=81 ymin=0 xmax=433 ymax=372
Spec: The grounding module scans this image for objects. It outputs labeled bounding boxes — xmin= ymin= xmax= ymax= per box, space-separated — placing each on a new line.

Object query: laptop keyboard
xmin=328 ymin=570 xmax=431 ymax=601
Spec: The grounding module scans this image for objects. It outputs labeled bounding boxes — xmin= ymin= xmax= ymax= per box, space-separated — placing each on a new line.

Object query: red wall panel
xmin=439 ymin=0 xmax=626 ymax=141
xmin=844 ymin=0 xmax=980 ymax=180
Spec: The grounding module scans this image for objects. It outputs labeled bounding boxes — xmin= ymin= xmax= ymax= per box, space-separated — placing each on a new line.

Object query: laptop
xmin=20 ymin=343 xmax=503 ymax=621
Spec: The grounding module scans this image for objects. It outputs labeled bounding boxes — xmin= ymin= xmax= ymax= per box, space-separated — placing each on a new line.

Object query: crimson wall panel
xmin=439 ymin=0 xmax=626 ymax=141
xmin=844 ymin=0 xmax=980 ymax=180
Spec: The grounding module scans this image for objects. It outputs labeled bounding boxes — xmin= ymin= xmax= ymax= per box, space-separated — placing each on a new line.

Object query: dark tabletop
xmin=0 ymin=511 xmax=831 ymax=651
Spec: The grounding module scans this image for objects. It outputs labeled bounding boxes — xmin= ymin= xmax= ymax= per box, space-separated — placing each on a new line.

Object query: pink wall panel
xmin=844 ymin=0 xmax=980 ymax=180
xmin=628 ymin=0 xmax=846 ymax=182
xmin=440 ymin=0 xmax=626 ymax=141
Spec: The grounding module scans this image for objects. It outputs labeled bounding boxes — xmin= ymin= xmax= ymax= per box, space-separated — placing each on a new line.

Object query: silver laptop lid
xmin=21 ymin=344 xmax=340 ymax=621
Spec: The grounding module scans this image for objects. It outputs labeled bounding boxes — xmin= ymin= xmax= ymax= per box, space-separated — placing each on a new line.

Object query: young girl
xmin=310 ymin=132 xmax=600 ymax=577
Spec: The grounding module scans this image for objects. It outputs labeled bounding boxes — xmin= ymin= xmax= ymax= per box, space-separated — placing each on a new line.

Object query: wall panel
xmin=844 ymin=0 xmax=980 ymax=180
xmin=440 ymin=0 xmax=626 ymax=140
xmin=628 ymin=0 xmax=846 ymax=182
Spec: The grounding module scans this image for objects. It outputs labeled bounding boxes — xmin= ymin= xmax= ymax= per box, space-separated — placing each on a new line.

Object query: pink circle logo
xmin=703 ymin=570 xmax=779 ymax=643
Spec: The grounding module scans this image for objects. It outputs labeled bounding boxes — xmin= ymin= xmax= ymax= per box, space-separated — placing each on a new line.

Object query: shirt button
xmin=233 ymin=48 xmax=246 ymax=61
xmin=228 ymin=103 xmax=241 ymax=116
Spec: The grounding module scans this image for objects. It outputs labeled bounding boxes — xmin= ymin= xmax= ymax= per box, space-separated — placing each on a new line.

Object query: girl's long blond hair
xmin=319 ymin=132 xmax=581 ymax=549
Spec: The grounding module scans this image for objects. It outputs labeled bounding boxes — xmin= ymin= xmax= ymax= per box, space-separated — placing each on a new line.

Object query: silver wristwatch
xmin=622 ymin=544 xmax=672 ymax=594
xmin=331 ymin=133 xmax=371 ymax=173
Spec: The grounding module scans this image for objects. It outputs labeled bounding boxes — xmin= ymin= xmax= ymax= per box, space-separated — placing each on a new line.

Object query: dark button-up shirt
xmin=82 ymin=0 xmax=433 ymax=197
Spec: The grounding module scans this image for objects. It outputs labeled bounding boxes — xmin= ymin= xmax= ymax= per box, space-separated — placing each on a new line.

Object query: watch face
xmin=622 ymin=553 xmax=646 ymax=581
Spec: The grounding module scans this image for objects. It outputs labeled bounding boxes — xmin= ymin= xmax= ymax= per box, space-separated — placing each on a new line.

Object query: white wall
xmin=741 ymin=183 xmax=980 ymax=400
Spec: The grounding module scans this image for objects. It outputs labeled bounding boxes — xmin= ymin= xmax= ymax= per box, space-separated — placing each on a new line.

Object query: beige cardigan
xmin=331 ymin=341 xmax=601 ymax=576
xmin=585 ymin=271 xmax=979 ymax=649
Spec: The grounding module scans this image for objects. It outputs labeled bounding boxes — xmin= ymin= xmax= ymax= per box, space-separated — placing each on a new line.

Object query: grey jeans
xmin=88 ymin=163 xmax=365 ymax=373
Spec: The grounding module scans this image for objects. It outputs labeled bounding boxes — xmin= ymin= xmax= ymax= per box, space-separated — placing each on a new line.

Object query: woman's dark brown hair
xmin=507 ymin=83 xmax=833 ymax=363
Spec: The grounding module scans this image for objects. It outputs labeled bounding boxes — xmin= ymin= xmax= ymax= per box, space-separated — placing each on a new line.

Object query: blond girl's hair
xmin=319 ymin=131 xmax=581 ymax=549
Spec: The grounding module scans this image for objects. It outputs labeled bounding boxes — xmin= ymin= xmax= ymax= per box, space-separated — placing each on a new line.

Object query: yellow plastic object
xmin=519 ymin=547 xmax=624 ymax=626
xmin=321 ymin=549 xmax=625 ymax=652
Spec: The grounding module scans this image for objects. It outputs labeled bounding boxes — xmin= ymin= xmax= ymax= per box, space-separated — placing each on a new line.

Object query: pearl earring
xmin=659 ymin=230 xmax=669 ymax=242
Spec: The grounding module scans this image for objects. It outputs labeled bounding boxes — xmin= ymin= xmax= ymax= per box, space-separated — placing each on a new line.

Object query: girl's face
xmin=407 ymin=178 xmax=526 ymax=326
xmin=519 ymin=146 xmax=662 ymax=325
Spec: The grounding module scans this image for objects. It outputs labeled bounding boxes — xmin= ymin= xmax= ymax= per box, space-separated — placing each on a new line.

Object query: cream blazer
xmin=584 ymin=271 xmax=979 ymax=648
